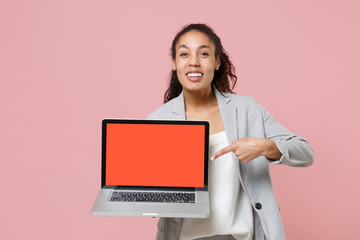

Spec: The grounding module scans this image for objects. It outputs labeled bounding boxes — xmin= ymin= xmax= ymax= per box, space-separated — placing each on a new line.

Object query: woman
xmin=147 ymin=23 xmax=314 ymax=240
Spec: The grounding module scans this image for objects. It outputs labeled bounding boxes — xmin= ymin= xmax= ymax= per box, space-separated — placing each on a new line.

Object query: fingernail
xmin=210 ymin=156 xmax=215 ymax=161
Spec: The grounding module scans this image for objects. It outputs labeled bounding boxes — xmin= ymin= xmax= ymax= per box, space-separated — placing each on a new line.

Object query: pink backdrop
xmin=1 ymin=0 xmax=359 ymax=239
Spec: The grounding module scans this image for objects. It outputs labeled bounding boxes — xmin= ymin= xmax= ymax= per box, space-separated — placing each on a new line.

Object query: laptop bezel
xmin=101 ymin=119 xmax=209 ymax=192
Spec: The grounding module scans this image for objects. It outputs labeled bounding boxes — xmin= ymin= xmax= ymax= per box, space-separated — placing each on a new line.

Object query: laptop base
xmin=91 ymin=189 xmax=210 ymax=218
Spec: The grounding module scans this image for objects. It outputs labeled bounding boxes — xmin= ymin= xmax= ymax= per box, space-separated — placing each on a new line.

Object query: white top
xmin=179 ymin=131 xmax=253 ymax=240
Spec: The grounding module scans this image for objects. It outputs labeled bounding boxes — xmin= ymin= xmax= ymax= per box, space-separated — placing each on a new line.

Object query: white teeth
xmin=187 ymin=73 xmax=203 ymax=77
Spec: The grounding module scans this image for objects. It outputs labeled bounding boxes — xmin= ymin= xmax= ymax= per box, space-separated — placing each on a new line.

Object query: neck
xmin=183 ymin=88 xmax=217 ymax=111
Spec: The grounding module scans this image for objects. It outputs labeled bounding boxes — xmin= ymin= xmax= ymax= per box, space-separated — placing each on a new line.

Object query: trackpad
xmin=135 ymin=203 xmax=172 ymax=213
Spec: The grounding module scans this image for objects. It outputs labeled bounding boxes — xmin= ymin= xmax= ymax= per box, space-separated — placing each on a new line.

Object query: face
xmin=173 ymin=30 xmax=220 ymax=94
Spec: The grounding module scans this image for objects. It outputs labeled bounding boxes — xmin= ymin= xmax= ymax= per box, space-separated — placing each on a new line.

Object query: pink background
xmin=1 ymin=0 xmax=359 ymax=239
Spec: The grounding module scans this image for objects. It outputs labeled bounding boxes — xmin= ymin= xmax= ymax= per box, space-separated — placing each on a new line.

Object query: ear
xmin=172 ymin=60 xmax=176 ymax=71
xmin=215 ymin=57 xmax=221 ymax=70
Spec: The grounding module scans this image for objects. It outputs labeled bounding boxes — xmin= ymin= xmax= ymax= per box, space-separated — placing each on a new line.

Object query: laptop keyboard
xmin=110 ymin=191 xmax=195 ymax=203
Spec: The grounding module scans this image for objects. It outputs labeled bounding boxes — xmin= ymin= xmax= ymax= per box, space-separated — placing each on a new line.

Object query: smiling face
xmin=173 ymin=30 xmax=220 ymax=95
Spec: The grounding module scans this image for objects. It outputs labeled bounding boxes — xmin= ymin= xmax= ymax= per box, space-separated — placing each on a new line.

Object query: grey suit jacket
xmin=147 ymin=89 xmax=314 ymax=240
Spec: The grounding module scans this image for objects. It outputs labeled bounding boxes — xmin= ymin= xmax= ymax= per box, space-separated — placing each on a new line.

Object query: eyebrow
xmin=178 ymin=44 xmax=211 ymax=50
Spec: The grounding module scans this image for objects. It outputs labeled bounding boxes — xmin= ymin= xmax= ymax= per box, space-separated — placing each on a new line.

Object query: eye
xmin=200 ymin=52 xmax=209 ymax=57
xmin=179 ymin=52 xmax=188 ymax=57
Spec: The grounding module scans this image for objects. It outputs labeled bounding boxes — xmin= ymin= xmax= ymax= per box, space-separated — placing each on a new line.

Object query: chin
xmin=179 ymin=79 xmax=212 ymax=92
xmin=184 ymin=85 xmax=211 ymax=93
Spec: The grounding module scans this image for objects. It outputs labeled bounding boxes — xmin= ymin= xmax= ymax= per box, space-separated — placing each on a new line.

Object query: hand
xmin=210 ymin=137 xmax=281 ymax=163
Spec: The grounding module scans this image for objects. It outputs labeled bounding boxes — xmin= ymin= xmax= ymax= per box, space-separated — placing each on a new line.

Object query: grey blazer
xmin=147 ymin=89 xmax=314 ymax=240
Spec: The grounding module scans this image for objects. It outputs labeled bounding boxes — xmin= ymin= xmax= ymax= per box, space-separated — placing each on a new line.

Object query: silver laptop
xmin=91 ymin=119 xmax=210 ymax=218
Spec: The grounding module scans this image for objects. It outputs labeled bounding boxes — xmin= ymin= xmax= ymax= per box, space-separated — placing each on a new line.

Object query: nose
xmin=189 ymin=54 xmax=200 ymax=67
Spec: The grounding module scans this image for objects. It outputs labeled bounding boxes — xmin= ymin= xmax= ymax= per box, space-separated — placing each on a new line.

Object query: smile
xmin=186 ymin=73 xmax=203 ymax=77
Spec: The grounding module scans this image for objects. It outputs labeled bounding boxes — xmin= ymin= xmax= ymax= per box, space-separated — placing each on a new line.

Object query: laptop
xmin=91 ymin=119 xmax=210 ymax=218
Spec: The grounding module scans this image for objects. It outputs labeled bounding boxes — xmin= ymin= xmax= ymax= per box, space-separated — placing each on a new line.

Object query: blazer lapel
xmin=214 ymin=89 xmax=238 ymax=143
xmin=214 ymin=89 xmax=243 ymax=181
xmin=170 ymin=91 xmax=186 ymax=120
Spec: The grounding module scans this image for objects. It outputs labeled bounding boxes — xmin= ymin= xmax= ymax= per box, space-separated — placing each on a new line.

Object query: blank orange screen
xmin=106 ymin=123 xmax=205 ymax=187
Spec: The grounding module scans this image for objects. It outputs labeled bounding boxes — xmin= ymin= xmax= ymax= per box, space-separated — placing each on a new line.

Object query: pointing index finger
xmin=210 ymin=145 xmax=234 ymax=161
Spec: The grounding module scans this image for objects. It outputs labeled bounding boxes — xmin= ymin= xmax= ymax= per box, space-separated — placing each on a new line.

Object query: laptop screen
xmin=103 ymin=120 xmax=208 ymax=188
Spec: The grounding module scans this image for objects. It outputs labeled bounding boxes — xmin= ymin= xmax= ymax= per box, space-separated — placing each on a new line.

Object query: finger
xmin=210 ymin=145 xmax=234 ymax=161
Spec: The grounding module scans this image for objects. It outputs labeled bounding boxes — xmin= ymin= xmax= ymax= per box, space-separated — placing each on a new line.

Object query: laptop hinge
xmin=112 ymin=186 xmax=196 ymax=192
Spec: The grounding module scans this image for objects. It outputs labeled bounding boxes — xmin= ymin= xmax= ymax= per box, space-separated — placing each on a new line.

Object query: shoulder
xmin=223 ymin=92 xmax=262 ymax=109
xmin=219 ymin=91 xmax=266 ymax=119
xmin=147 ymin=98 xmax=177 ymax=120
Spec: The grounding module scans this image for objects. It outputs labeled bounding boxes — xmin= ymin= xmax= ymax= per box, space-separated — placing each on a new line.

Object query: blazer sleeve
xmin=261 ymin=106 xmax=314 ymax=167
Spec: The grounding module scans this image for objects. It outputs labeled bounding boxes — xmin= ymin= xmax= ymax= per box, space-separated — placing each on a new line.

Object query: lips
xmin=186 ymin=71 xmax=203 ymax=82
